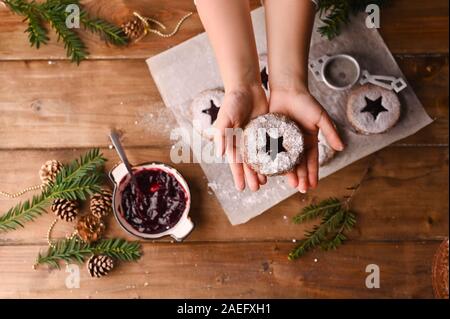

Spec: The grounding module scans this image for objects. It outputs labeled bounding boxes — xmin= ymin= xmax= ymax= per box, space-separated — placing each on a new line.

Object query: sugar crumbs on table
xmin=144 ymin=282 xmax=149 ymax=287
xmin=314 ymin=258 xmax=318 ymax=263
xmin=283 ymin=215 xmax=288 ymax=220
xmin=108 ymin=144 xmax=114 ymax=150
xmin=292 ymin=239 xmax=297 ymax=243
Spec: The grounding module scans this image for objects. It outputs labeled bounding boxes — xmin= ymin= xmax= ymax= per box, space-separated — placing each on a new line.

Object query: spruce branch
xmin=317 ymin=0 xmax=388 ymax=40
xmin=25 ymin=10 xmax=49 ymax=48
xmin=293 ymin=197 xmax=341 ymax=223
xmin=80 ymin=12 xmax=128 ymax=46
xmin=288 ymin=197 xmax=357 ymax=260
xmin=0 ymin=148 xmax=106 ymax=232
xmin=36 ymin=237 xmax=142 ymax=269
xmin=3 ymin=0 xmax=128 ymax=64
xmin=50 ymin=12 xmax=87 ymax=63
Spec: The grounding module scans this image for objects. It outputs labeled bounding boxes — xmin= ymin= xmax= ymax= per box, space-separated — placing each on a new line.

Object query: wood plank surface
xmin=0 ymin=241 xmax=440 ymax=298
xmin=0 ymin=146 xmax=447 ymax=244
xmin=0 ymin=0 xmax=448 ymax=61
xmin=0 ymin=56 xmax=447 ymax=149
xmin=0 ymin=0 xmax=448 ymax=300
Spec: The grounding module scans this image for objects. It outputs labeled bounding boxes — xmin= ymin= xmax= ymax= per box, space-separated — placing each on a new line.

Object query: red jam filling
xmin=120 ymin=168 xmax=187 ymax=234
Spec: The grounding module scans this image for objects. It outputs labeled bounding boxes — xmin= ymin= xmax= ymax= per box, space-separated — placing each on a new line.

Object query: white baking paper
xmin=147 ymin=7 xmax=433 ymax=225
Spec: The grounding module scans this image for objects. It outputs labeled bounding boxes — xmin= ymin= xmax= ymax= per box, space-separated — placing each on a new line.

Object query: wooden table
xmin=0 ymin=0 xmax=448 ymax=299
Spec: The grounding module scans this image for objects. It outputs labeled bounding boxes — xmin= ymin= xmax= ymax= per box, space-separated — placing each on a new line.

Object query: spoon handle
xmin=109 ymin=130 xmax=134 ymax=176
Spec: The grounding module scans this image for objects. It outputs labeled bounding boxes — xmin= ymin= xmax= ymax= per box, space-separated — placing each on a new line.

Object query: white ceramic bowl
xmin=109 ymin=162 xmax=194 ymax=241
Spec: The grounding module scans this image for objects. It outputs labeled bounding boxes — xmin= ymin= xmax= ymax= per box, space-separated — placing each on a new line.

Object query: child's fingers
xmin=243 ymin=163 xmax=260 ymax=192
xmin=226 ymin=146 xmax=245 ymax=191
xmin=212 ymin=114 xmax=231 ymax=157
xmin=286 ymin=171 xmax=298 ymax=188
xmin=257 ymin=173 xmax=267 ymax=185
xmin=318 ymin=113 xmax=344 ymax=151
xmin=306 ymin=144 xmax=319 ymax=189
xmin=296 ymin=159 xmax=308 ymax=194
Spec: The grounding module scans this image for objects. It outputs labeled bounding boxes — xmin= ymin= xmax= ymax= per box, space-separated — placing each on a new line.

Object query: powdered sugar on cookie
xmin=347 ymin=84 xmax=401 ymax=135
xmin=243 ymin=113 xmax=304 ymax=176
xmin=191 ymin=89 xmax=225 ymax=134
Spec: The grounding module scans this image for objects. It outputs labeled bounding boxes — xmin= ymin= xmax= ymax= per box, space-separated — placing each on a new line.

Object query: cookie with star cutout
xmin=259 ymin=54 xmax=269 ymax=96
xmin=347 ymin=84 xmax=401 ymax=135
xmin=191 ymin=89 xmax=225 ymax=135
xmin=243 ymin=113 xmax=304 ymax=176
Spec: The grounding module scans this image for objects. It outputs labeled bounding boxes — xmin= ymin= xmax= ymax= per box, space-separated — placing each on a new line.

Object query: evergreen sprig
xmin=36 ymin=237 xmax=142 ymax=269
xmin=288 ymin=197 xmax=356 ymax=260
xmin=0 ymin=148 xmax=106 ymax=232
xmin=317 ymin=0 xmax=388 ymax=40
xmin=3 ymin=0 xmax=128 ymax=64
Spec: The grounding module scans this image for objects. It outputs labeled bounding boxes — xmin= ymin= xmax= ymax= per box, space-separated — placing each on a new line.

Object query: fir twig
xmin=316 ymin=0 xmax=388 ymax=40
xmin=0 ymin=148 xmax=106 ymax=232
xmin=293 ymin=197 xmax=341 ymax=223
xmin=3 ymin=0 xmax=128 ymax=63
xmin=36 ymin=237 xmax=142 ymax=269
xmin=288 ymin=197 xmax=357 ymax=260
xmin=80 ymin=12 xmax=128 ymax=46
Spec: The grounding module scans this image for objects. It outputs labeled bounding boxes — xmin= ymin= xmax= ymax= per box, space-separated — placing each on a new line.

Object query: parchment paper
xmin=147 ymin=7 xmax=433 ymax=225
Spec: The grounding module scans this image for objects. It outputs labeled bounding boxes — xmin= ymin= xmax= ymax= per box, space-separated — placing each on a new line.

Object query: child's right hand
xmin=213 ymin=84 xmax=269 ymax=192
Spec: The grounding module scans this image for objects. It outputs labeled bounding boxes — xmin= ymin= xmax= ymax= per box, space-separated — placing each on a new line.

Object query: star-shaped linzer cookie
xmin=202 ymin=100 xmax=220 ymax=124
xmin=261 ymin=67 xmax=269 ymax=90
xmin=361 ymin=96 xmax=388 ymax=120
xmin=265 ymin=133 xmax=286 ymax=161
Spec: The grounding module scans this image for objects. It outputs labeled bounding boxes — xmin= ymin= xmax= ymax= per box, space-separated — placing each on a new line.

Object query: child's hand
xmin=269 ymin=88 xmax=344 ymax=193
xmin=214 ymin=85 xmax=269 ymax=192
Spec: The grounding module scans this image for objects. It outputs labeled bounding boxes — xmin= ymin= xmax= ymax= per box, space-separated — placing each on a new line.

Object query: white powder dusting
xmin=347 ymin=84 xmax=401 ymax=135
xmin=137 ymin=105 xmax=177 ymax=137
xmin=191 ymin=89 xmax=225 ymax=133
xmin=244 ymin=113 xmax=304 ymax=176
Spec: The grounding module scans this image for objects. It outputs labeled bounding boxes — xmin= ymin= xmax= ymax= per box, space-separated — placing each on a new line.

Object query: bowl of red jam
xmin=109 ymin=162 xmax=193 ymax=241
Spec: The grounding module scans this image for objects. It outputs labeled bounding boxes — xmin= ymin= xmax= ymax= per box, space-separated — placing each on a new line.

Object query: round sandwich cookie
xmin=191 ymin=89 xmax=225 ymax=134
xmin=347 ymin=84 xmax=401 ymax=135
xmin=243 ymin=113 xmax=304 ymax=176
xmin=318 ymin=130 xmax=336 ymax=167
xmin=259 ymin=54 xmax=269 ymax=96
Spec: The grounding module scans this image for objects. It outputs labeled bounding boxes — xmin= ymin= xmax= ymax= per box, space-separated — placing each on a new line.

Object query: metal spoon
xmin=109 ymin=130 xmax=145 ymax=217
xmin=109 ymin=130 xmax=143 ymax=195
xmin=109 ymin=130 xmax=135 ymax=180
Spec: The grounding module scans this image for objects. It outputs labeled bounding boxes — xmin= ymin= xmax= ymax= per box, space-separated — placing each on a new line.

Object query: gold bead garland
xmin=121 ymin=11 xmax=193 ymax=43
xmin=0 ymin=184 xmax=43 ymax=199
xmin=0 ymin=159 xmax=62 ymax=199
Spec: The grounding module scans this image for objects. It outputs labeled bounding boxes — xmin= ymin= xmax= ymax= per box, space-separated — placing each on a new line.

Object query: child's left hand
xmin=268 ymin=88 xmax=344 ymax=193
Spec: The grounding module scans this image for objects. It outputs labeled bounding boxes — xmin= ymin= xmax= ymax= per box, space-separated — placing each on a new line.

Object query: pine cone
xmin=76 ymin=214 xmax=106 ymax=243
xmin=51 ymin=198 xmax=79 ymax=222
xmin=121 ymin=18 xmax=145 ymax=41
xmin=39 ymin=160 xmax=63 ymax=185
xmin=90 ymin=188 xmax=113 ymax=219
xmin=87 ymin=255 xmax=114 ymax=278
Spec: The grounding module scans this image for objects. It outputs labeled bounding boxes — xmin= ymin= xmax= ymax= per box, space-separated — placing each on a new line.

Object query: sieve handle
xmin=308 ymin=55 xmax=330 ymax=82
xmin=359 ymin=70 xmax=407 ymax=93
